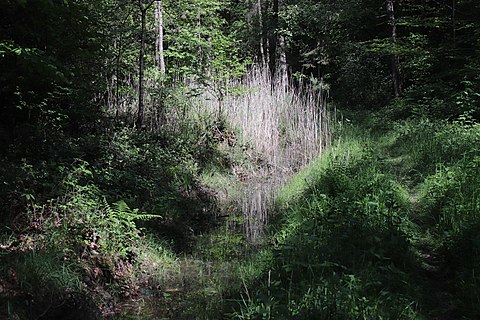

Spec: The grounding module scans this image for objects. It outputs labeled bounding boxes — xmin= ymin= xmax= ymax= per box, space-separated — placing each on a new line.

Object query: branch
xmin=145 ymin=0 xmax=156 ymax=11
xmin=136 ymin=0 xmax=155 ymax=12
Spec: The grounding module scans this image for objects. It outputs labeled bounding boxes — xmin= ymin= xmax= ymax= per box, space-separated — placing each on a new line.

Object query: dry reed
xmin=105 ymin=65 xmax=331 ymax=171
xmin=104 ymin=64 xmax=332 ymax=242
xmin=215 ymin=64 xmax=331 ymax=173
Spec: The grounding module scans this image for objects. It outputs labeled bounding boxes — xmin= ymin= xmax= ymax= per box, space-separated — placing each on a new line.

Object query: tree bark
xmin=136 ymin=0 xmax=146 ymax=128
xmin=256 ymin=0 xmax=267 ymax=65
xmin=269 ymin=0 xmax=278 ymax=78
xmin=386 ymin=0 xmax=402 ymax=97
xmin=452 ymin=0 xmax=456 ymax=49
xmin=155 ymin=0 xmax=166 ymax=74
xmin=277 ymin=0 xmax=287 ymax=90
xmin=278 ymin=32 xmax=287 ymax=90
xmin=136 ymin=0 xmax=155 ymax=129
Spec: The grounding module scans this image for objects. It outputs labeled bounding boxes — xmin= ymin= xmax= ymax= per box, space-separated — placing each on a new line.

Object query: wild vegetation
xmin=1 ymin=0 xmax=480 ymax=319
xmin=232 ymin=117 xmax=480 ymax=319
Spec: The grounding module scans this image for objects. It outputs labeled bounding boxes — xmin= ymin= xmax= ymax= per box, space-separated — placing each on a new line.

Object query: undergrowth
xmin=231 ymin=118 xmax=480 ymax=319
xmin=0 ymin=159 xmax=178 ymax=317
xmin=0 ymin=107 xmax=220 ymax=318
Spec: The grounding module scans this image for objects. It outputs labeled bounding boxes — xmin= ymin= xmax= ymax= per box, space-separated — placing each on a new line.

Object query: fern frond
xmin=111 ymin=199 xmax=161 ymax=220
xmin=114 ymin=200 xmax=130 ymax=214
xmin=103 ymin=197 xmax=116 ymax=217
xmin=128 ymin=213 xmax=162 ymax=221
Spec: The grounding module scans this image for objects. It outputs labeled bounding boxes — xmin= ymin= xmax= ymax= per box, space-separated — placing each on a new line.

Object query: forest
xmin=1 ymin=0 xmax=479 ymax=319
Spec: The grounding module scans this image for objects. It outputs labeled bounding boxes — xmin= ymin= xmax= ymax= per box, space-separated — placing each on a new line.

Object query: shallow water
xmin=117 ymin=175 xmax=288 ymax=319
xmin=240 ymin=176 xmax=286 ymax=242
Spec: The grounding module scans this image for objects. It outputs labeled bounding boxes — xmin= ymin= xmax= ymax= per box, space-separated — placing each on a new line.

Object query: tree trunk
xmin=256 ymin=0 xmax=267 ymax=65
xmin=155 ymin=0 xmax=166 ymax=74
xmin=269 ymin=0 xmax=278 ymax=78
xmin=277 ymin=0 xmax=287 ymax=90
xmin=386 ymin=0 xmax=401 ymax=97
xmin=136 ymin=0 xmax=147 ymax=129
xmin=452 ymin=0 xmax=456 ymax=49
xmin=278 ymin=32 xmax=287 ymax=90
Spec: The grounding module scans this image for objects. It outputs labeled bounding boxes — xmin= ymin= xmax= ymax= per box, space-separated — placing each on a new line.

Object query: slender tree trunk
xmin=277 ymin=0 xmax=287 ymax=90
xmin=114 ymin=39 xmax=120 ymax=113
xmin=136 ymin=0 xmax=147 ymax=129
xmin=154 ymin=0 xmax=165 ymax=127
xmin=256 ymin=0 xmax=267 ymax=65
xmin=136 ymin=0 xmax=156 ymax=129
xmin=269 ymin=0 xmax=278 ymax=78
xmin=155 ymin=0 xmax=165 ymax=74
xmin=263 ymin=0 xmax=270 ymax=67
xmin=265 ymin=36 xmax=270 ymax=68
xmin=386 ymin=0 xmax=401 ymax=97
xmin=452 ymin=0 xmax=456 ymax=49
xmin=278 ymin=33 xmax=287 ymax=90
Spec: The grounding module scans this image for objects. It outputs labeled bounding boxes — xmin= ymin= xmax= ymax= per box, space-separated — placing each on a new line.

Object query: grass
xmin=3 ymin=111 xmax=479 ymax=319
xmin=198 ymin=64 xmax=331 ymax=173
xmin=0 ymin=63 xmax=333 ymax=318
xmin=145 ymin=65 xmax=334 ymax=318
xmin=229 ymin=116 xmax=480 ymax=319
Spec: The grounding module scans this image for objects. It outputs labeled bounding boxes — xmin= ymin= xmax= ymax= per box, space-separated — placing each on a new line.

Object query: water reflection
xmin=240 ymin=176 xmax=286 ymax=242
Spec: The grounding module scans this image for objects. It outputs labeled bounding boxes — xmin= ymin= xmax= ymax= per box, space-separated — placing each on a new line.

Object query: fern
xmin=98 ymin=198 xmax=162 ymax=255
xmin=104 ymin=198 xmax=161 ymax=221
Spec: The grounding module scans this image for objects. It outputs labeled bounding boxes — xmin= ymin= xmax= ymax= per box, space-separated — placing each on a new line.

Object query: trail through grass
xmin=231 ymin=117 xmax=480 ymax=319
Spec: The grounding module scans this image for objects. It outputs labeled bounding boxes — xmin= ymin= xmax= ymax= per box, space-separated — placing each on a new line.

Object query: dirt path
xmin=379 ymin=139 xmax=456 ymax=320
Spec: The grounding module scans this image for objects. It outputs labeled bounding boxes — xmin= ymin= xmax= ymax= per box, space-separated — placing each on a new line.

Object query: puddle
xmin=240 ymin=176 xmax=286 ymax=242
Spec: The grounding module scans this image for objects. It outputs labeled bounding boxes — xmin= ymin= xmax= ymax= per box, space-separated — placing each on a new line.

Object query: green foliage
xmin=2 ymin=0 xmax=480 ymax=318
xmin=237 ymin=0 xmax=480 ymax=117
xmin=16 ymin=251 xmax=82 ymax=294
xmin=386 ymin=119 xmax=480 ymax=318
xmin=164 ymin=0 xmax=247 ymax=100
xmin=231 ymin=117 xmax=480 ymax=319
xmin=0 ymin=0 xmax=109 ymax=141
xmin=233 ymin=129 xmax=421 ymax=319
xmin=94 ymin=126 xmax=204 ymax=217
xmin=388 ymin=119 xmax=480 ymax=178
xmin=397 ymin=124 xmax=480 ymax=317
xmin=0 ymin=159 xmax=180 ymax=316
xmin=24 ymin=161 xmax=153 ymax=258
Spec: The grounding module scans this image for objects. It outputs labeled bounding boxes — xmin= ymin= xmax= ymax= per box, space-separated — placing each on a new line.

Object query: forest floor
xmin=2 ymin=116 xmax=477 ymax=319
xmin=118 ymin=117 xmax=474 ymax=319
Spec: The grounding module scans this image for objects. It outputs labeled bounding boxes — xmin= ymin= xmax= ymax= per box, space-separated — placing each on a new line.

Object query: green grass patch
xmin=231 ymin=118 xmax=480 ymax=319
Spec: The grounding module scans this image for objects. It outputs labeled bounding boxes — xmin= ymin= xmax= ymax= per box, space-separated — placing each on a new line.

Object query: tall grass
xmin=177 ymin=64 xmax=333 ymax=241
xmin=102 ymin=65 xmax=334 ymax=315
xmin=232 ymin=126 xmax=422 ymax=320
xmin=218 ymin=65 xmax=331 ymax=173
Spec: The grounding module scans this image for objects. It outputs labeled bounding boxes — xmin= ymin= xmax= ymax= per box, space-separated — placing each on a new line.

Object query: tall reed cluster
xmin=219 ymin=65 xmax=331 ymax=173
xmin=202 ymin=65 xmax=332 ymax=241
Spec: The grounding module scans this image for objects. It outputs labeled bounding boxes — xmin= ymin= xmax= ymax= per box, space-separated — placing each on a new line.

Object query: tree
xmin=155 ymin=0 xmax=166 ymax=74
xmin=268 ymin=0 xmax=279 ymax=77
xmin=0 ymin=0 xmax=112 ymax=140
xmin=277 ymin=0 xmax=288 ymax=90
xmin=136 ymin=0 xmax=155 ymax=129
xmin=256 ymin=0 xmax=268 ymax=65
xmin=386 ymin=0 xmax=402 ymax=97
